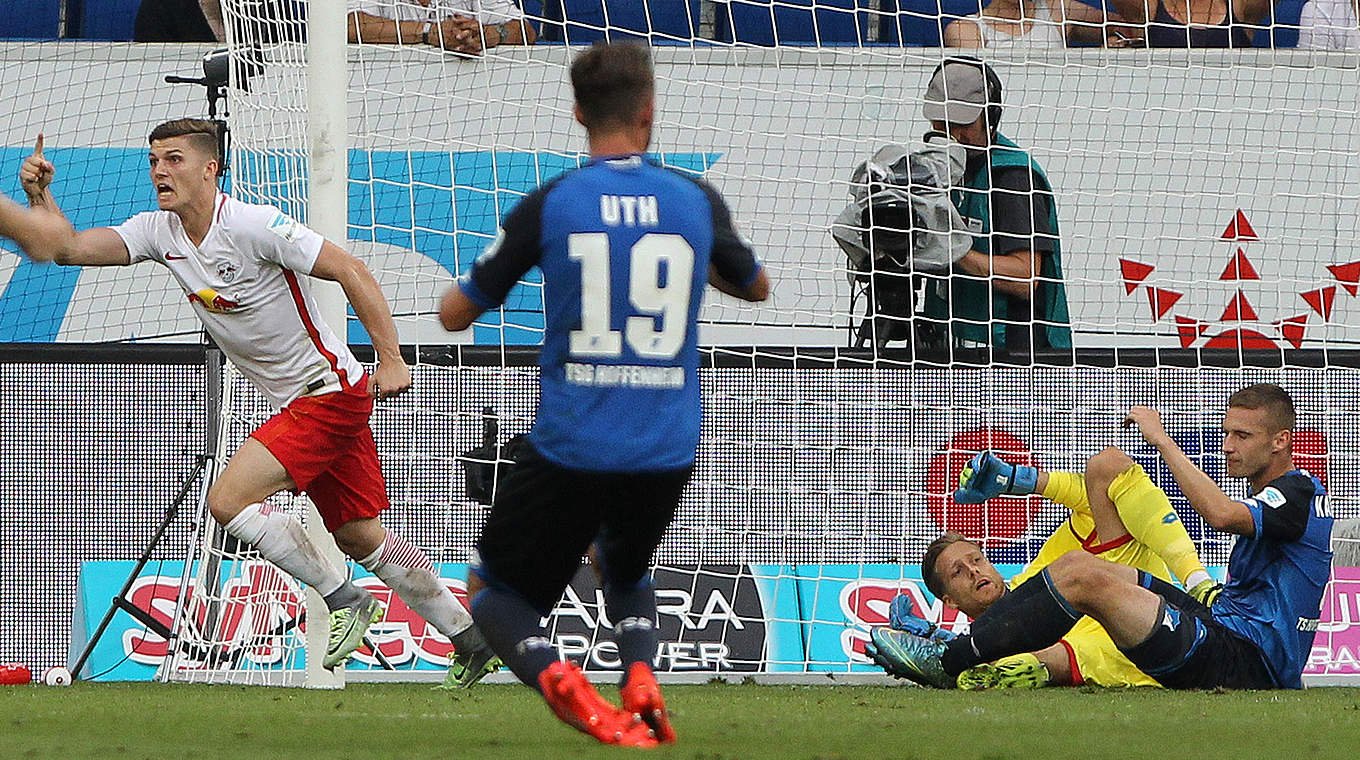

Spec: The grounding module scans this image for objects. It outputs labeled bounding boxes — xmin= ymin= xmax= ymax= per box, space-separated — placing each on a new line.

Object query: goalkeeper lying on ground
xmin=868 ymin=447 xmax=1220 ymax=688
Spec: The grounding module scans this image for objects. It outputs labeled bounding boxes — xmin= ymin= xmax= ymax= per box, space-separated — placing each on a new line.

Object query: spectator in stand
xmin=944 ymin=0 xmax=1114 ymax=47
xmin=1299 ymin=0 xmax=1360 ymax=48
xmin=198 ymin=0 xmax=226 ymax=41
xmin=347 ymin=1 xmax=536 ymax=53
xmin=198 ymin=0 xmax=305 ymax=45
xmin=1098 ymin=0 xmax=1283 ymax=46
xmin=134 ymin=0 xmax=220 ymax=42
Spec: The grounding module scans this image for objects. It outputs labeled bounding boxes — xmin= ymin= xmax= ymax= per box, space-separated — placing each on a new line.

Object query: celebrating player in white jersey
xmin=5 ymin=120 xmax=498 ymax=684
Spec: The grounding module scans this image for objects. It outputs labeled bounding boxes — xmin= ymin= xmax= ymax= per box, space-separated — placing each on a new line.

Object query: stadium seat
xmin=713 ymin=0 xmax=869 ymax=45
xmin=2 ymin=0 xmax=61 ymax=39
xmin=536 ymin=0 xmax=702 ymax=44
xmin=1253 ymin=0 xmax=1303 ymax=47
xmin=876 ymin=0 xmax=987 ymax=47
xmin=68 ymin=0 xmax=142 ymax=41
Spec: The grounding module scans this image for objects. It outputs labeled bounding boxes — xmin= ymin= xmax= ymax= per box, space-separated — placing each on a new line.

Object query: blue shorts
xmin=1120 ymin=572 xmax=1279 ymax=689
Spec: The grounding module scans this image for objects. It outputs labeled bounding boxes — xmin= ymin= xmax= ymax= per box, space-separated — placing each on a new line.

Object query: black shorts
xmin=471 ymin=441 xmax=692 ymax=616
xmin=1122 ymin=572 xmax=1279 ymax=689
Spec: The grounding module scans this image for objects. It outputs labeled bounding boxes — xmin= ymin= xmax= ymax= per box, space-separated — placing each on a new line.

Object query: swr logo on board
xmin=838 ymin=579 xmax=970 ymax=661
xmin=123 ymin=562 xmax=304 ymax=666
xmin=119 ymin=564 xmax=474 ymax=669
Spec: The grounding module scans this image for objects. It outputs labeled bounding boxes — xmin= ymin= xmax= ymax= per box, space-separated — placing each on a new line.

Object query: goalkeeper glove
xmin=887 ymin=593 xmax=956 ymax=643
xmin=956 ymin=653 xmax=1050 ymax=691
xmin=953 ymin=451 xmax=1039 ymax=504
xmin=1188 ymin=578 xmax=1224 ymax=608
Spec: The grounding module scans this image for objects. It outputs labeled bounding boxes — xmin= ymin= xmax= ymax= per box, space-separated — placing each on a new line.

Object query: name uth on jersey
xmin=600 ymin=194 xmax=659 ymax=227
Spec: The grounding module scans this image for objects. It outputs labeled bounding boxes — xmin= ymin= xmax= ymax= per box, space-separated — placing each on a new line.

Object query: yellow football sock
xmin=1041 ymin=471 xmax=1089 ymax=512
xmin=1108 ymin=465 xmax=1210 ymax=588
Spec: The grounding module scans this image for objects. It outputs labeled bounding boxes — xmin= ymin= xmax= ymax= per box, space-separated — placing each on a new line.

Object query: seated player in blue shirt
xmin=871 ymin=383 xmax=1333 ymax=690
xmin=439 ymin=42 xmax=769 ymax=746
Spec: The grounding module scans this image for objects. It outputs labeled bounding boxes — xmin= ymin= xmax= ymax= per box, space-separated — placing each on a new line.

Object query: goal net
xmin=140 ymin=2 xmax=1360 ymax=685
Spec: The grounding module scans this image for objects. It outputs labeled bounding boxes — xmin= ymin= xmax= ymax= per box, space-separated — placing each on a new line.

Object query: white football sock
xmin=358 ymin=530 xmax=473 ymax=639
xmin=223 ymin=503 xmax=346 ymax=597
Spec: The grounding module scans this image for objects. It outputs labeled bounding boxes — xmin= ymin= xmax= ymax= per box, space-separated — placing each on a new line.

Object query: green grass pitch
xmin=6 ymin=682 xmax=1360 ymax=759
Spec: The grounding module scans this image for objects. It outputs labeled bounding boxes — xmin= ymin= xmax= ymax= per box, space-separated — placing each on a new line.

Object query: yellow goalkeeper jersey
xmin=1009 ymin=507 xmax=1169 ymax=688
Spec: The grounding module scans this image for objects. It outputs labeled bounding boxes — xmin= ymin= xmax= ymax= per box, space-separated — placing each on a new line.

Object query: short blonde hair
xmin=921 ymin=531 xmax=980 ymax=600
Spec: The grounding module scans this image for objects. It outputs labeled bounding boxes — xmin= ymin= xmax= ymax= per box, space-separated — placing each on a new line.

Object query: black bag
xmin=458 ymin=408 xmax=530 ymax=506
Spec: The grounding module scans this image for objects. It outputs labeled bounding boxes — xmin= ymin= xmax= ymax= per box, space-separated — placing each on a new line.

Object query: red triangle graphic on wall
xmin=1174 ymin=316 xmax=1205 ymax=348
xmin=1328 ymin=261 xmax=1360 ymax=296
xmin=1277 ymin=315 xmax=1308 ymax=349
xmin=1146 ymin=287 xmax=1183 ymax=319
xmin=1219 ymin=291 xmax=1259 ymax=322
xmin=1301 ymin=287 xmax=1336 ymax=320
xmin=1218 ymin=248 xmax=1260 ymax=281
xmin=1220 ymin=209 xmax=1259 ymax=241
xmin=1204 ymin=329 xmax=1277 ymax=349
xmin=1119 ymin=258 xmax=1155 ymax=295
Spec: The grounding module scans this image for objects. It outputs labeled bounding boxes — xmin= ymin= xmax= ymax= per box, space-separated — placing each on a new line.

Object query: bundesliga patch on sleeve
xmin=266 ymin=212 xmax=306 ymax=244
xmin=476 ymin=229 xmax=505 ymax=264
xmin=1254 ymin=486 xmax=1288 ymax=509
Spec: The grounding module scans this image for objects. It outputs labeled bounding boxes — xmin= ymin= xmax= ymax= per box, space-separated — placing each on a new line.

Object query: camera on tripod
xmin=830 ymin=134 xmax=972 ymax=350
xmin=163 ymin=47 xmax=263 ymax=176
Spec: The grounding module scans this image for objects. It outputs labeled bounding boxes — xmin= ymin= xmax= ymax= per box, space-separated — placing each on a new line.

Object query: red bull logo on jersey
xmin=188 ymin=287 xmax=241 ymax=313
xmin=215 ymin=260 xmax=240 ymax=283
xmin=1118 ymin=209 xmax=1360 ymax=349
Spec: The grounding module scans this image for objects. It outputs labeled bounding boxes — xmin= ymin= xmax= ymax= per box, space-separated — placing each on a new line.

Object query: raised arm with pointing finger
xmin=18 ymin=133 xmax=131 ymax=266
xmin=3 ymin=120 xmax=501 ymax=686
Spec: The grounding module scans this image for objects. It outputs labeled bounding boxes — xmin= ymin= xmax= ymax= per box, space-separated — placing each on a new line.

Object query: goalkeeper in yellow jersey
xmin=868 ymin=446 xmax=1220 ymax=688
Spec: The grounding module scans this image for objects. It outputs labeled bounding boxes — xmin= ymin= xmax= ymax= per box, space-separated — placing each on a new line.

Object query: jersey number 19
xmin=568 ymin=232 xmax=695 ymax=361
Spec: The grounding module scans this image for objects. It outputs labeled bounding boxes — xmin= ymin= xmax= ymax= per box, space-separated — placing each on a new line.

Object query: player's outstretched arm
xmin=439 ymin=285 xmax=484 ymax=333
xmin=309 ymin=241 xmax=412 ymax=400
xmin=1123 ymin=406 xmax=1254 ymax=535
xmin=16 ymin=134 xmax=129 ymax=266
xmin=708 ymin=264 xmax=770 ymax=302
xmin=0 ymin=195 xmax=74 ymax=263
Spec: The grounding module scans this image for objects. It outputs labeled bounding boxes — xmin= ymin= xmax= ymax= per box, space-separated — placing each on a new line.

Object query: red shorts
xmin=250 ymin=380 xmax=388 ymax=531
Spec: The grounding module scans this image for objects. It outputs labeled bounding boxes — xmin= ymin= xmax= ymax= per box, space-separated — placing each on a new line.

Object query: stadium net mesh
xmin=3 ymin=4 xmax=1354 ymax=684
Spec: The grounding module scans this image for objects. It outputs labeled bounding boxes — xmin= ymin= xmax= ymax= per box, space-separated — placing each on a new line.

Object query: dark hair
xmin=1228 ymin=383 xmax=1297 ymax=434
xmin=921 ymin=531 xmax=980 ymax=600
xmin=148 ymin=119 xmax=221 ymax=168
xmin=931 ymin=56 xmax=1003 ymax=135
xmin=570 ymin=42 xmax=654 ymax=131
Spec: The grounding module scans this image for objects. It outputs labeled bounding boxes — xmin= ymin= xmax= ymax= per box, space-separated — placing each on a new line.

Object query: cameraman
xmin=921 ymin=58 xmax=1071 ymax=358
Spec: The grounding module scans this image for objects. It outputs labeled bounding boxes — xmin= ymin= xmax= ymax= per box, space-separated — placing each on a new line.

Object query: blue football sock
xmin=469 ymin=586 xmax=560 ymax=690
xmin=604 ymin=576 xmax=659 ymax=682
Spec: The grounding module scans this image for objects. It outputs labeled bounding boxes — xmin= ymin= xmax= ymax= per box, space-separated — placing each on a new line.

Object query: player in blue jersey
xmin=872 ymin=383 xmax=1333 ymax=690
xmin=439 ymin=42 xmax=768 ymax=747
